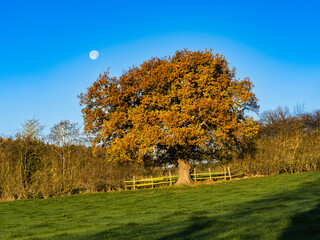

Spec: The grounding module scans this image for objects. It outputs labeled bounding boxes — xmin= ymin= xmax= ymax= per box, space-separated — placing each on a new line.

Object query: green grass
xmin=1 ymin=172 xmax=320 ymax=240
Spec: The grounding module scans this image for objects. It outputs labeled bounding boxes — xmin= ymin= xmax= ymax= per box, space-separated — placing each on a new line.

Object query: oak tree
xmin=79 ymin=50 xmax=259 ymax=184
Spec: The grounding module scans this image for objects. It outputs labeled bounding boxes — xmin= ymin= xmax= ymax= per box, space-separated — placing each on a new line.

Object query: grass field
xmin=1 ymin=172 xmax=320 ymax=240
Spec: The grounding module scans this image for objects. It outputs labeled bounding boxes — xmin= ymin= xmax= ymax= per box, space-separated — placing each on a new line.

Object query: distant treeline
xmin=1 ymin=107 xmax=320 ymax=201
xmin=235 ymin=107 xmax=320 ymax=175
xmin=0 ymin=120 xmax=150 ymax=201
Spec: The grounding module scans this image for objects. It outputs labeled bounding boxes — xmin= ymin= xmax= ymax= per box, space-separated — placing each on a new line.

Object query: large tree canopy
xmin=79 ymin=49 xmax=259 ymax=184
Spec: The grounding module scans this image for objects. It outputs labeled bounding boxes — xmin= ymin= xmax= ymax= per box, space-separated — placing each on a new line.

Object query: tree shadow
xmin=157 ymin=213 xmax=213 ymax=240
xmin=47 ymin=176 xmax=320 ymax=240
xmin=158 ymin=177 xmax=320 ymax=240
xmin=279 ymin=203 xmax=320 ymax=240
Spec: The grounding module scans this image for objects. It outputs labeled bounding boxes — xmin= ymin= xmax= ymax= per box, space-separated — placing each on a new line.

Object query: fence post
xmin=133 ymin=176 xmax=136 ymax=190
xmin=169 ymin=171 xmax=172 ymax=186
xmin=209 ymin=168 xmax=212 ymax=181
xmin=151 ymin=176 xmax=154 ymax=188
xmin=224 ymin=167 xmax=226 ymax=181
xmin=194 ymin=168 xmax=197 ymax=182
xmin=227 ymin=167 xmax=232 ymax=180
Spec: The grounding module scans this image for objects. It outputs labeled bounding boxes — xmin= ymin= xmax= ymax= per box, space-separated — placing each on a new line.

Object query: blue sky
xmin=1 ymin=0 xmax=320 ymax=136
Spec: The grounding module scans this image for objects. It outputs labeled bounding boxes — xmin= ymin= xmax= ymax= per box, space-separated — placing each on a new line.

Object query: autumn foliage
xmin=79 ymin=49 xmax=259 ymax=184
xmin=3 ymin=51 xmax=320 ymax=200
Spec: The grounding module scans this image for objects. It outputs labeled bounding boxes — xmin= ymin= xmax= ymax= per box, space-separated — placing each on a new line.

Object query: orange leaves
xmin=80 ymin=49 xmax=259 ymax=164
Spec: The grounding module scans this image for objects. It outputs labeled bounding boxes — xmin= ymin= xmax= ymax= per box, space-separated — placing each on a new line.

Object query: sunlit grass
xmin=1 ymin=172 xmax=320 ymax=239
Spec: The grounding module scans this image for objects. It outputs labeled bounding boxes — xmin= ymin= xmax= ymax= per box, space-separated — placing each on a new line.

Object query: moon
xmin=89 ymin=50 xmax=99 ymax=60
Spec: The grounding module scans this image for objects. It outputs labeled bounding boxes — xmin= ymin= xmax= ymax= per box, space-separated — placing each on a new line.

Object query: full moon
xmin=89 ymin=50 xmax=99 ymax=60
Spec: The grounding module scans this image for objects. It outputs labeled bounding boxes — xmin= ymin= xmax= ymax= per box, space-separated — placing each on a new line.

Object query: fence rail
xmin=125 ymin=172 xmax=178 ymax=190
xmin=125 ymin=167 xmax=238 ymax=190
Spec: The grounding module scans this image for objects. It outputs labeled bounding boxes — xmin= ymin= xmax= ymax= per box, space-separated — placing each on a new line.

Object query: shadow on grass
xmin=49 ymin=176 xmax=320 ymax=240
xmin=279 ymin=203 xmax=320 ymax=240
xmin=157 ymin=178 xmax=320 ymax=240
xmin=157 ymin=213 xmax=214 ymax=240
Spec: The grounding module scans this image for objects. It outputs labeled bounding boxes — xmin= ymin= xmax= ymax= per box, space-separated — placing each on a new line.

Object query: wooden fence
xmin=191 ymin=167 xmax=231 ymax=182
xmin=125 ymin=172 xmax=178 ymax=190
xmin=125 ymin=167 xmax=241 ymax=190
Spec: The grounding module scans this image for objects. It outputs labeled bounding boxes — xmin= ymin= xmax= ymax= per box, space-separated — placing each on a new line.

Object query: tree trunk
xmin=175 ymin=159 xmax=192 ymax=185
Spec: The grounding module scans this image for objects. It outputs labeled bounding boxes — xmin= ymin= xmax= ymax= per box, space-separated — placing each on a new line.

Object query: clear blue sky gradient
xmin=1 ymin=0 xmax=320 ymax=136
